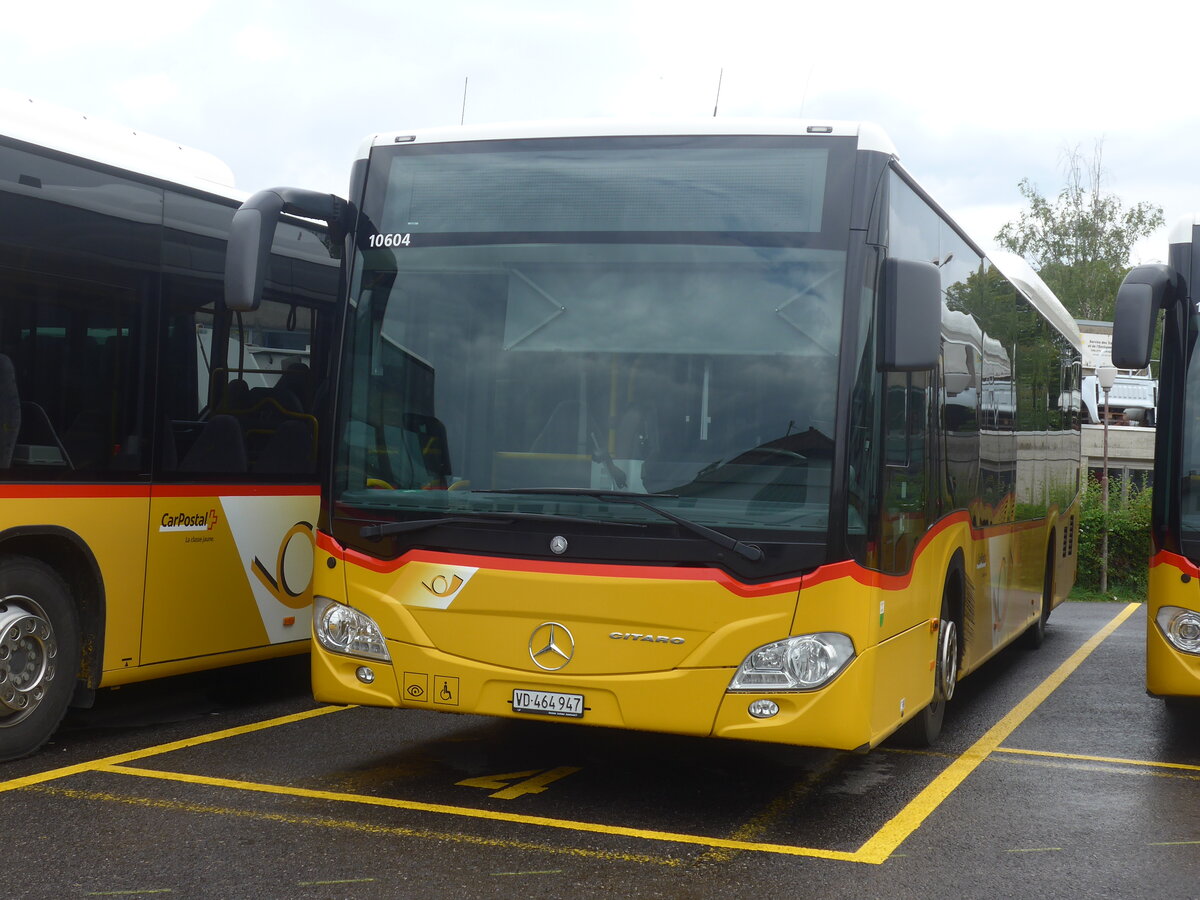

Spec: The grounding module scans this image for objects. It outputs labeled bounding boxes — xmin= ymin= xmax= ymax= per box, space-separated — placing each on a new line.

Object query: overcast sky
xmin=1 ymin=0 xmax=1195 ymax=263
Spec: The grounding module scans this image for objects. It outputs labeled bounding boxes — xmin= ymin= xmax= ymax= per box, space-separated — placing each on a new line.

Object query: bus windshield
xmin=335 ymin=136 xmax=855 ymax=543
xmin=1179 ymin=310 xmax=1200 ymax=536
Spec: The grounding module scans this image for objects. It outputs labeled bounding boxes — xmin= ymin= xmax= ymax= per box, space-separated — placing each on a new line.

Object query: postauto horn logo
xmin=159 ymin=508 xmax=219 ymax=533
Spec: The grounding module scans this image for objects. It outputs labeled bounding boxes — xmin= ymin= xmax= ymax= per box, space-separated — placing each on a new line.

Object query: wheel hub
xmin=935 ymin=618 xmax=958 ymax=702
xmin=0 ymin=598 xmax=57 ymax=722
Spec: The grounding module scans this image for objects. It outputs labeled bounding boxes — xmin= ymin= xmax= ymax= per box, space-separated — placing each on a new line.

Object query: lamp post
xmin=1097 ymin=364 xmax=1117 ymax=594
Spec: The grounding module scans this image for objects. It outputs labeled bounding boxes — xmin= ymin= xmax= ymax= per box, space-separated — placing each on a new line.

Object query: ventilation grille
xmin=1062 ymin=515 xmax=1077 ymax=558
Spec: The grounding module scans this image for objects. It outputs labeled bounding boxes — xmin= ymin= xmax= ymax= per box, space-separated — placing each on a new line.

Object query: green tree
xmin=1076 ymin=474 xmax=1152 ymax=597
xmin=995 ymin=143 xmax=1164 ymax=321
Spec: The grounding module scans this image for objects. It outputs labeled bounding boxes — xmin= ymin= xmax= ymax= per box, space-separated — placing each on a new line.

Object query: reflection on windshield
xmin=337 ymin=246 xmax=841 ymax=533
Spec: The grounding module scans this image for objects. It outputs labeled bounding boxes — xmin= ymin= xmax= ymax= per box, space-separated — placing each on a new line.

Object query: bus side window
xmin=0 ymin=143 xmax=157 ymax=480
xmin=0 ymin=276 xmax=146 ymax=478
xmin=158 ymin=192 xmax=327 ymax=478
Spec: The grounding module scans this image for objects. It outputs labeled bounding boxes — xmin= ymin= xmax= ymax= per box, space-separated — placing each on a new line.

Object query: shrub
xmin=1075 ymin=474 xmax=1152 ymax=594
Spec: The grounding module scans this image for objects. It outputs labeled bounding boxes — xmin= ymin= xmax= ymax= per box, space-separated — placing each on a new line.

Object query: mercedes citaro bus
xmin=225 ymin=119 xmax=1081 ymax=751
xmin=1114 ymin=215 xmax=1200 ymax=705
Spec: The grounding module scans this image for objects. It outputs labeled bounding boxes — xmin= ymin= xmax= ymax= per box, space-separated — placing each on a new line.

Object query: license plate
xmin=511 ymin=689 xmax=584 ymax=718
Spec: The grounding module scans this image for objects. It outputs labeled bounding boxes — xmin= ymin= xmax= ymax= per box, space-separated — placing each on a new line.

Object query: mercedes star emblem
xmin=529 ymin=622 xmax=575 ymax=671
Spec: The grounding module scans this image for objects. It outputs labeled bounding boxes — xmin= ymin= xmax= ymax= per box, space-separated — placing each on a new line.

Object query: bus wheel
xmin=1021 ymin=543 xmax=1054 ymax=649
xmin=1163 ymin=697 xmax=1200 ymax=739
xmin=0 ymin=557 xmax=79 ymax=762
xmin=897 ymin=595 xmax=958 ymax=747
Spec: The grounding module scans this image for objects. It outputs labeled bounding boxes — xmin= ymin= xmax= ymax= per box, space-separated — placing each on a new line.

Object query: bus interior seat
xmin=251 ymin=417 xmax=314 ymax=475
xmin=236 ymin=382 xmax=304 ymax=422
xmin=246 ymin=385 xmax=272 ymax=410
xmin=177 ymin=414 xmax=248 ymax=473
xmin=400 ymin=413 xmax=452 ymax=484
xmin=270 ymin=385 xmax=304 ymax=414
xmin=276 ymin=363 xmax=313 ymax=411
xmin=216 ymin=378 xmax=250 ymax=414
xmin=241 ymin=384 xmax=307 ymax=460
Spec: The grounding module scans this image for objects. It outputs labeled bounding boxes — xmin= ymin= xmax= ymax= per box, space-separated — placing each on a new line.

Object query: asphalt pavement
xmin=3 ymin=600 xmax=1196 ymax=899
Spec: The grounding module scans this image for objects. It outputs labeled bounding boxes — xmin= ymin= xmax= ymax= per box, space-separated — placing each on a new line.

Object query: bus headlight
xmin=1156 ymin=606 xmax=1200 ymax=655
xmin=728 ymin=633 xmax=855 ymax=692
xmin=314 ymin=596 xmax=391 ymax=662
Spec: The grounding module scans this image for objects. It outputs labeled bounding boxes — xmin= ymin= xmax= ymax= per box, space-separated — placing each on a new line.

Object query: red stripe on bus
xmin=320 ymin=505 xmax=1067 ymax=599
xmin=1151 ymin=549 xmax=1200 ymax=578
xmin=316 ymin=529 xmax=342 ymax=556
xmin=151 ymin=484 xmax=320 ymax=498
xmin=317 ymin=531 xmax=803 ymax=599
xmin=799 ymin=511 xmax=973 ymax=591
xmin=0 ymin=484 xmax=152 ymax=499
xmin=800 ymin=511 xmax=1059 ymax=591
xmin=0 ymin=483 xmax=319 ymax=500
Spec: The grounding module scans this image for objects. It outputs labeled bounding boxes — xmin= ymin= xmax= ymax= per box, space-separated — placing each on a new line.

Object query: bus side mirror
xmin=1112 ymin=263 xmax=1174 ymax=370
xmin=225 ymin=188 xmax=349 ymax=312
xmin=880 ymin=257 xmax=941 ymax=371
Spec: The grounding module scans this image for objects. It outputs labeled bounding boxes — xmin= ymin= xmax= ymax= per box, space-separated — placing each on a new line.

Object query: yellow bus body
xmin=313 ymin=504 xmax=1073 ymax=750
xmin=1146 ymin=551 xmax=1200 ymax=697
xmin=2 ymin=485 xmax=319 ymax=687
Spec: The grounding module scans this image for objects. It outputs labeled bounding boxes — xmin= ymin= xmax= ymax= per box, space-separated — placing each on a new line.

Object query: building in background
xmin=1077 ymin=320 xmax=1155 ymax=493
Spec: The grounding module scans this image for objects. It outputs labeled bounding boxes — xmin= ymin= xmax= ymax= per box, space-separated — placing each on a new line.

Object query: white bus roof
xmin=0 ymin=92 xmax=239 ymax=197
xmin=1169 ymin=212 xmax=1200 ymax=245
xmin=0 ymin=94 xmax=332 ymax=269
xmin=360 ymin=118 xmax=897 ymax=159
xmin=989 ymin=250 xmax=1084 ymax=352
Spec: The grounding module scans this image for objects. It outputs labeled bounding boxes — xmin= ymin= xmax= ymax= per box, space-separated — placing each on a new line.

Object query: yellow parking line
xmin=1 ymin=603 xmax=1141 ymax=867
xmin=31 ymin=783 xmax=679 ymax=867
xmin=97 ymin=763 xmax=863 ymax=862
xmin=994 ymin=747 xmax=1200 ymax=773
xmin=492 ymin=870 xmax=565 ymax=876
xmin=693 ymin=752 xmax=846 ymax=865
xmin=855 ymin=602 xmax=1140 ymax=864
xmin=0 ymin=705 xmax=348 ymax=794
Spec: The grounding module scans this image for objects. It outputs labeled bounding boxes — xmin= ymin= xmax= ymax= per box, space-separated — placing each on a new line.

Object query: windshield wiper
xmin=480 ymin=488 xmax=764 ymax=562
xmin=360 ymin=510 xmax=646 ymax=540
xmin=361 ymin=515 xmax=512 ymax=539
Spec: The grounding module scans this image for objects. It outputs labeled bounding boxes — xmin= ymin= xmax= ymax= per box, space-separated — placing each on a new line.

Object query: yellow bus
xmin=1113 ymin=216 xmax=1200 ymax=704
xmin=0 ymin=98 xmax=337 ymax=759
xmin=228 ymin=120 xmax=1081 ymax=750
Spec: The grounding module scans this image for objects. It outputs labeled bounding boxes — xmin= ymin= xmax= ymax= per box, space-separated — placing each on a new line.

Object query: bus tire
xmin=896 ymin=591 xmax=958 ymax=747
xmin=0 ymin=556 xmax=80 ymax=761
xmin=1021 ymin=542 xmax=1054 ymax=649
xmin=1163 ymin=696 xmax=1196 ymax=720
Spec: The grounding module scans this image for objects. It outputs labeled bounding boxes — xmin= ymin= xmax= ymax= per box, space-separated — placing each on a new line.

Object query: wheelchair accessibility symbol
xmin=434 ymin=675 xmax=460 ymax=706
